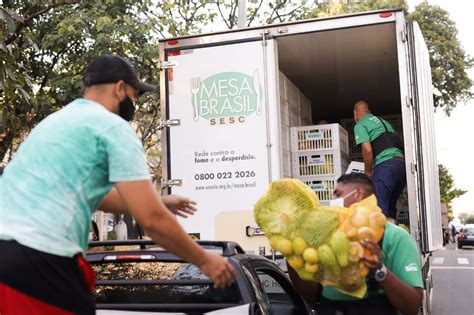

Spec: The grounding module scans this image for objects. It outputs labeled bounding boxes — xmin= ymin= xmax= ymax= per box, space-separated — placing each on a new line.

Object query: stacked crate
xmin=279 ymin=71 xmax=313 ymax=177
xmin=290 ymin=124 xmax=349 ymax=204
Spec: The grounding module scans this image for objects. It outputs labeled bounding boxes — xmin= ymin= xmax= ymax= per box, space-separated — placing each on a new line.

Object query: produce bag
xmin=254 ymin=178 xmax=387 ymax=298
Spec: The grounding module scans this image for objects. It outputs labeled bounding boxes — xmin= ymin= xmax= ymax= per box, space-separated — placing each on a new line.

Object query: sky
xmin=408 ymin=0 xmax=474 ymax=218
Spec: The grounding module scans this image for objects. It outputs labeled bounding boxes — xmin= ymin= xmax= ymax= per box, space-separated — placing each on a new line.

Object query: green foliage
xmin=408 ymin=2 xmax=473 ymax=115
xmin=1 ymin=0 xmax=472 ymax=181
xmin=465 ymin=215 xmax=474 ymax=224
xmin=438 ymin=164 xmax=466 ymax=213
xmin=0 ymin=1 xmax=162 ymax=178
xmin=309 ymin=0 xmax=473 ymax=115
xmin=310 ymin=0 xmax=408 ymax=17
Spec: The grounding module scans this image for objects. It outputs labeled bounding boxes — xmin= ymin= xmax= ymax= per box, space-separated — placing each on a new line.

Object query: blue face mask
xmin=329 ymin=189 xmax=357 ymax=207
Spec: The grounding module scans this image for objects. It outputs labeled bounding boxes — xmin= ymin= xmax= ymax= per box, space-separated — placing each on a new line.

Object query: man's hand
xmin=359 ymin=239 xmax=423 ymax=315
xmin=359 ymin=239 xmax=383 ymax=271
xmin=198 ymin=253 xmax=236 ymax=289
xmin=115 ymin=181 xmax=236 ymax=289
xmin=162 ymin=195 xmax=197 ymax=218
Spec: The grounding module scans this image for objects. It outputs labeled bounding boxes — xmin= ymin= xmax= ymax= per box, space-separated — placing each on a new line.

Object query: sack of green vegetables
xmin=254 ymin=178 xmax=387 ymax=298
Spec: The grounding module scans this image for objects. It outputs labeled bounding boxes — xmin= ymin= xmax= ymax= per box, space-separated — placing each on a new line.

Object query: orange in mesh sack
xmin=254 ymin=179 xmax=386 ymax=298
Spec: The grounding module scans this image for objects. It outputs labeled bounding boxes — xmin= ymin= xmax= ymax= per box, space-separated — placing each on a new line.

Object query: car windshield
xmin=92 ymin=262 xmax=242 ymax=305
xmin=462 ymin=228 xmax=474 ymax=236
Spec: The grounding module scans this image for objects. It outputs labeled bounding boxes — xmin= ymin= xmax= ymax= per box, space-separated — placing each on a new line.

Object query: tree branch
xmin=247 ymin=0 xmax=265 ymax=26
xmin=5 ymin=0 xmax=80 ymax=46
xmin=216 ymin=1 xmax=231 ymax=29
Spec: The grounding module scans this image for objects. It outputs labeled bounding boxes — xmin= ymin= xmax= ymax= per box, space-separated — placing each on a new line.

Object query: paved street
xmin=430 ymin=244 xmax=474 ymax=315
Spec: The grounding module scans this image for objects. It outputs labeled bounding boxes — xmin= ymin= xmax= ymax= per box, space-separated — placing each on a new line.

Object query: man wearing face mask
xmin=0 ymin=55 xmax=235 ymax=314
xmin=288 ymin=173 xmax=423 ymax=315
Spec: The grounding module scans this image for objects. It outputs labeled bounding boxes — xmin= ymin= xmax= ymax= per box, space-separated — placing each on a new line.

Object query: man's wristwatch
xmin=374 ymin=264 xmax=387 ymax=282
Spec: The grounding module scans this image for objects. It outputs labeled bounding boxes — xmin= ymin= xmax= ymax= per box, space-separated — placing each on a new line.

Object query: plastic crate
xmin=289 ymin=106 xmax=300 ymax=127
xmin=300 ymin=95 xmax=312 ymax=122
xmin=290 ymin=124 xmax=349 ymax=155
xmin=286 ymin=78 xmax=300 ymax=112
xmin=301 ymin=118 xmax=312 ymax=126
xmin=291 ymin=150 xmax=349 ymax=178
xmin=345 ymin=161 xmax=365 ymax=174
xmin=280 ymin=102 xmax=290 ymax=127
xmin=282 ymin=149 xmax=292 ymax=178
xmin=281 ymin=125 xmax=290 ymax=152
xmin=279 ymin=71 xmax=287 ymax=102
xmin=300 ymin=177 xmax=337 ymax=205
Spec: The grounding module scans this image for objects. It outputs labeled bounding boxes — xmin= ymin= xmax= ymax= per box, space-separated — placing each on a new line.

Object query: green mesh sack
xmin=254 ymin=179 xmax=386 ymax=299
xmin=254 ymin=178 xmax=318 ymax=239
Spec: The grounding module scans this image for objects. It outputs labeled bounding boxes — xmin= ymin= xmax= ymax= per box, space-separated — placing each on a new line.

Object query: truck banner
xmin=167 ymin=41 xmax=274 ymax=240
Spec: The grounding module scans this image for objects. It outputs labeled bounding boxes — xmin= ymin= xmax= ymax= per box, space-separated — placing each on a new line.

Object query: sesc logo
xmin=190 ymin=71 xmax=262 ymax=125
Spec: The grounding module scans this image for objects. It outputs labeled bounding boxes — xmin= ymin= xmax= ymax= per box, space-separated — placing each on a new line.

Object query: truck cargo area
xmin=277 ymin=22 xmax=402 ymax=123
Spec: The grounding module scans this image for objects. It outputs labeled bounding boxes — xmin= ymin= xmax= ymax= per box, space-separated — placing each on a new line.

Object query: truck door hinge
xmin=401 ymin=29 xmax=408 ymax=42
xmin=158 ymin=60 xmax=179 ymax=70
xmin=246 ymin=226 xmax=265 ymax=237
xmin=261 ymin=29 xmax=270 ymax=46
xmin=159 ymin=119 xmax=181 ymax=130
xmin=411 ymin=162 xmax=417 ymax=174
xmin=406 ymin=95 xmax=413 ymax=107
xmin=161 ymin=179 xmax=182 ymax=188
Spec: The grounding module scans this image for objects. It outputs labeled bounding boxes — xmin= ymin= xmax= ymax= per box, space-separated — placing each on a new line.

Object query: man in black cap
xmin=0 ymin=55 xmax=236 ymax=314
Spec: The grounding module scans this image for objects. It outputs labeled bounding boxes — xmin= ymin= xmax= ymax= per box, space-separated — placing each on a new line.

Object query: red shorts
xmin=0 ymin=240 xmax=95 ymax=315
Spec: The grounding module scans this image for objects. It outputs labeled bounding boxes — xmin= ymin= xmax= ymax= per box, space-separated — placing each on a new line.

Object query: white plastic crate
xmin=301 ymin=118 xmax=312 ymax=126
xmin=286 ymin=78 xmax=300 ymax=112
xmin=289 ymin=106 xmax=300 ymax=127
xmin=281 ymin=124 xmax=290 ymax=152
xmin=280 ymin=102 xmax=290 ymax=127
xmin=282 ymin=149 xmax=292 ymax=178
xmin=279 ymin=71 xmax=287 ymax=102
xmin=290 ymin=124 xmax=349 ymax=155
xmin=291 ymin=150 xmax=349 ymax=178
xmin=300 ymin=177 xmax=337 ymax=205
xmin=300 ymin=94 xmax=312 ymax=122
xmin=345 ymin=161 xmax=365 ymax=174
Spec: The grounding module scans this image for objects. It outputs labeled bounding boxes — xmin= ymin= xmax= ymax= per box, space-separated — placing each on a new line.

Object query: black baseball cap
xmin=83 ymin=55 xmax=155 ymax=95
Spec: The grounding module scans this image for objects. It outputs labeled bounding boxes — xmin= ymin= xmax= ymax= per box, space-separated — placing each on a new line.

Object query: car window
xmin=254 ymin=269 xmax=306 ymax=315
xmin=463 ymin=228 xmax=474 ymax=235
xmin=92 ymin=262 xmax=242 ymax=305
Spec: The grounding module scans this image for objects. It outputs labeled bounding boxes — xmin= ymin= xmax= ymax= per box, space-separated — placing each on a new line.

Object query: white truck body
xmin=159 ymin=10 xmax=442 ymax=260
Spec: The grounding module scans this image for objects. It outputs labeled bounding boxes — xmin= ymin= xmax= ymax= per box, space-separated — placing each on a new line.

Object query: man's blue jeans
xmin=372 ymin=158 xmax=406 ymax=219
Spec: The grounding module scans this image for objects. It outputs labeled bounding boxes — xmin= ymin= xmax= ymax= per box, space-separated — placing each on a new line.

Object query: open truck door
xmin=159 ymin=35 xmax=279 ymax=244
xmin=406 ymin=21 xmax=443 ymax=254
xmin=405 ymin=21 xmax=443 ymax=315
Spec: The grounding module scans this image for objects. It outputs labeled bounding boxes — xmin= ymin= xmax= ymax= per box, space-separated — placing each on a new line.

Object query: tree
xmin=0 ymin=0 xmax=163 ymax=179
xmin=309 ymin=0 xmax=473 ymax=115
xmin=438 ymin=164 xmax=466 ymax=218
xmin=407 ymin=2 xmax=473 ymax=115
xmin=465 ymin=215 xmax=474 ymax=224
xmin=2 ymin=1 xmax=472 ymax=171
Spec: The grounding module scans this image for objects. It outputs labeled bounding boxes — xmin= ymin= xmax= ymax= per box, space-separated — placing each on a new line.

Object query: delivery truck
xmin=158 ymin=9 xmax=442 ymax=313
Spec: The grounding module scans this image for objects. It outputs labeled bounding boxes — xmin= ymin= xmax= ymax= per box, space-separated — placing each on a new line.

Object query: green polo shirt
xmin=354 ymin=114 xmax=403 ymax=166
xmin=322 ymin=223 xmax=424 ymax=301
xmin=0 ymin=98 xmax=151 ymax=257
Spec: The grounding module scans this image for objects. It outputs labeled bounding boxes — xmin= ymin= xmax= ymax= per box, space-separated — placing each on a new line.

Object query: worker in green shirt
xmin=288 ymin=173 xmax=424 ymax=315
xmin=353 ymin=100 xmax=405 ymax=221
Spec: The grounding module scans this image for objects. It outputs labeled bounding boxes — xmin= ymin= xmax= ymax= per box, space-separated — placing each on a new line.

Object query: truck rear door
xmin=159 ymin=37 xmax=279 ymax=241
xmin=407 ymin=21 xmax=443 ymax=253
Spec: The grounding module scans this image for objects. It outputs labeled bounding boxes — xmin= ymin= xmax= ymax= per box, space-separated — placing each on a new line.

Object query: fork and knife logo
xmin=190 ymin=70 xmax=262 ymax=122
